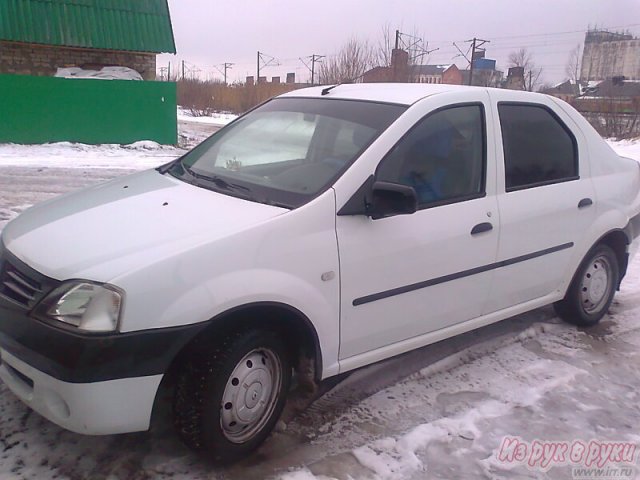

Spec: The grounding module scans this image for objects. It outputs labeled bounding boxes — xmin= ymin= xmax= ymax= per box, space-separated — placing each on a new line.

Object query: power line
xmin=428 ymin=23 xmax=640 ymax=44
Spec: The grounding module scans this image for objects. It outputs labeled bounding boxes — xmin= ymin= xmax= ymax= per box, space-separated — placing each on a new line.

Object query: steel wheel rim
xmin=220 ymin=348 xmax=282 ymax=444
xmin=580 ymin=254 xmax=613 ymax=314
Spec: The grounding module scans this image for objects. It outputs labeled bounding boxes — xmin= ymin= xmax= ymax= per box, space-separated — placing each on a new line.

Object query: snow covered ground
xmin=177 ymin=107 xmax=238 ymax=127
xmin=0 ymin=138 xmax=639 ymax=480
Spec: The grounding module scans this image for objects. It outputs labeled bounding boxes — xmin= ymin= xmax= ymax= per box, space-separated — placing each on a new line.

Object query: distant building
xmin=572 ymin=77 xmax=640 ymax=137
xmin=543 ymin=80 xmax=580 ymax=103
xmin=412 ymin=64 xmax=463 ymax=85
xmin=0 ymin=0 xmax=175 ymax=80
xmin=504 ymin=67 xmax=525 ymax=90
xmin=458 ymin=53 xmax=503 ymax=87
xmin=575 ymin=77 xmax=640 ymax=109
xmin=362 ymin=49 xmax=410 ymax=83
xmin=581 ymin=29 xmax=640 ymax=81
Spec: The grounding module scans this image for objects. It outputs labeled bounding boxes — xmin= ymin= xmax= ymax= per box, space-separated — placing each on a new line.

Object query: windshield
xmin=168 ymin=97 xmax=406 ymax=208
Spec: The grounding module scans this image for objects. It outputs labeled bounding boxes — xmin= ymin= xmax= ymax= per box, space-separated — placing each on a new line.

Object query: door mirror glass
xmin=370 ymin=181 xmax=418 ymax=219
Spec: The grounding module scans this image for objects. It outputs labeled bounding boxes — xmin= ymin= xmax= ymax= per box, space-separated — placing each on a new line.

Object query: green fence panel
xmin=0 ymin=74 xmax=177 ymax=144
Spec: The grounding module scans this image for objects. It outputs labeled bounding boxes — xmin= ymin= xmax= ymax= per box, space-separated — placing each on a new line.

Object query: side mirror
xmin=369 ymin=181 xmax=418 ymax=220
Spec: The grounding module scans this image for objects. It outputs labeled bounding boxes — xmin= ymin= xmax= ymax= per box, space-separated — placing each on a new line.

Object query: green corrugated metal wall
xmin=0 ymin=74 xmax=177 ymax=144
xmin=0 ymin=0 xmax=175 ymax=53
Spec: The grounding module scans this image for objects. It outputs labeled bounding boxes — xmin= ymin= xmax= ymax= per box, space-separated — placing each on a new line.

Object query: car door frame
xmin=484 ymin=89 xmax=597 ymax=314
xmin=331 ymin=89 xmax=502 ymax=373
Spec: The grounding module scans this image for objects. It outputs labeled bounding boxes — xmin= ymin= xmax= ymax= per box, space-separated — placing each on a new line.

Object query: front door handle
xmin=471 ymin=222 xmax=493 ymax=235
xmin=578 ymin=198 xmax=593 ymax=209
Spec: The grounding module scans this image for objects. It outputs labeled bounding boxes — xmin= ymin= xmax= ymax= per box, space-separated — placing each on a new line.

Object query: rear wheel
xmin=554 ymin=244 xmax=619 ymax=327
xmin=174 ymin=329 xmax=291 ymax=463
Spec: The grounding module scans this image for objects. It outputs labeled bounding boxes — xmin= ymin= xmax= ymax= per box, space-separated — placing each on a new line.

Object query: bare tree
xmin=318 ymin=38 xmax=376 ymax=84
xmin=565 ymin=44 xmax=582 ymax=83
xmin=375 ymin=23 xmax=394 ymax=67
xmin=508 ymin=48 xmax=543 ymax=91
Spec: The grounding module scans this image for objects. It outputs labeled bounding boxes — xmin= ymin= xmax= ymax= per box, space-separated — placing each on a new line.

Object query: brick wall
xmin=0 ymin=41 xmax=156 ymax=80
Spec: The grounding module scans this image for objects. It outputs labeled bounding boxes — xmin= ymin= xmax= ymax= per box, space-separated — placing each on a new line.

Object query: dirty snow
xmin=0 ymin=137 xmax=639 ymax=479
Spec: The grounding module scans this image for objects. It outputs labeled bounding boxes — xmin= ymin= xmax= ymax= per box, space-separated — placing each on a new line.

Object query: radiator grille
xmin=0 ymin=258 xmax=44 ymax=308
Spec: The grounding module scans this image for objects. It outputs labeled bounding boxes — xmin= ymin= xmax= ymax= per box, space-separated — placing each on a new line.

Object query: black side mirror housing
xmin=369 ymin=181 xmax=418 ymax=219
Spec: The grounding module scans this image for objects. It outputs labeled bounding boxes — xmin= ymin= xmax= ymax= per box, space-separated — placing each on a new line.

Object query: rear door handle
xmin=578 ymin=198 xmax=593 ymax=209
xmin=471 ymin=222 xmax=493 ymax=235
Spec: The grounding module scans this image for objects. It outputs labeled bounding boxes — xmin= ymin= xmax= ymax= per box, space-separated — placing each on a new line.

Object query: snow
xmin=0 ymin=136 xmax=639 ymax=479
xmin=0 ymin=141 xmax=183 ymax=170
xmin=55 ymin=66 xmax=143 ymax=81
xmin=609 ymin=138 xmax=640 ymax=161
xmin=177 ymin=107 xmax=238 ymax=126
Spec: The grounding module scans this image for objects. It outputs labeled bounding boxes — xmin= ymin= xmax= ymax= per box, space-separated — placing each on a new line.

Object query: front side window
xmin=499 ymin=103 xmax=578 ymax=191
xmin=169 ymin=98 xmax=406 ymax=208
xmin=376 ymin=104 xmax=486 ymax=208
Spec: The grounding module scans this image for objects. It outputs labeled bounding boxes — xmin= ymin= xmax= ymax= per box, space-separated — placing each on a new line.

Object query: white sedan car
xmin=1 ymin=84 xmax=639 ymax=462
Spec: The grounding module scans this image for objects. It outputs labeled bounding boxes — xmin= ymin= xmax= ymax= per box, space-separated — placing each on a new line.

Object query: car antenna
xmin=321 ymin=84 xmax=339 ymax=96
xmin=321 ymin=72 xmax=368 ymax=96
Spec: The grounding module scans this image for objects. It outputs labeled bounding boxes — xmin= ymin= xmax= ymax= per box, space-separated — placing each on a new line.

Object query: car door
xmin=484 ymin=92 xmax=597 ymax=314
xmin=335 ymin=92 xmax=500 ymax=362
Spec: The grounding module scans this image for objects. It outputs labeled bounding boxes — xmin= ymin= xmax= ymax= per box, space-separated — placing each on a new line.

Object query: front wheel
xmin=554 ymin=244 xmax=619 ymax=327
xmin=174 ymin=330 xmax=291 ymax=463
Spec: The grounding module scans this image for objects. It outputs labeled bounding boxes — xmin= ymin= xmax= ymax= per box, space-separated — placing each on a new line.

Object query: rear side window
xmin=499 ymin=103 xmax=578 ymax=191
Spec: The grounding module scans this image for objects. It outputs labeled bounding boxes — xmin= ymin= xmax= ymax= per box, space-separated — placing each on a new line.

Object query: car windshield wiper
xmin=181 ymin=161 xmax=251 ymax=194
xmin=176 ymin=160 xmax=292 ymax=209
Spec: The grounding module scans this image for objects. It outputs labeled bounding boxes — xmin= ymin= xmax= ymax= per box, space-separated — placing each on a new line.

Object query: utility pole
xmin=464 ymin=37 xmax=489 ymax=86
xmin=167 ymin=62 xmax=171 ymax=81
xmin=257 ymin=51 xmax=279 ymax=85
xmin=311 ymin=54 xmax=324 ymax=85
xmin=181 ymin=60 xmax=185 ymax=80
xmin=300 ymin=54 xmax=325 ymax=85
xmin=468 ymin=38 xmax=477 ymax=86
xmin=215 ymin=63 xmax=234 ymax=85
xmin=393 ymin=30 xmax=435 ymax=71
xmin=223 ymin=62 xmax=233 ymax=85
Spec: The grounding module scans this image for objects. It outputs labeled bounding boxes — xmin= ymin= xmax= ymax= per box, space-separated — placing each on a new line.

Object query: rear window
xmin=498 ymin=103 xmax=578 ymax=191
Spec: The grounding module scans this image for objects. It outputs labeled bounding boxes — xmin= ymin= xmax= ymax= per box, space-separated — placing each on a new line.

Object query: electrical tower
xmin=394 ymin=30 xmax=438 ymax=66
xmin=257 ymin=52 xmax=280 ymax=84
xmin=300 ymin=54 xmax=325 ymax=85
xmin=215 ymin=62 xmax=234 ymax=85
xmin=454 ymin=38 xmax=489 ymax=85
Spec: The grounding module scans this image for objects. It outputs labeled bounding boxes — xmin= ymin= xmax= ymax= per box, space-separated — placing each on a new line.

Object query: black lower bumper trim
xmin=0 ymin=300 xmax=207 ymax=384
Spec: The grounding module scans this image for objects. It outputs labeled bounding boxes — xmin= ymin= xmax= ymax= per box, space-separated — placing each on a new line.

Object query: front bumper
xmin=0 ymin=349 xmax=162 ymax=434
xmin=0 ymin=246 xmax=207 ymax=434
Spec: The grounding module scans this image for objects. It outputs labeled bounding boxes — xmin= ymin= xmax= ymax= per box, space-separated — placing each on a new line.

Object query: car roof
xmin=279 ymin=83 xmax=479 ymax=105
xmin=279 ymin=83 xmax=552 ymax=106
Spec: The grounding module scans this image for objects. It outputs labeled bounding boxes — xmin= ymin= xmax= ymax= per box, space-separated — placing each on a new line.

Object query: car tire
xmin=554 ymin=244 xmax=619 ymax=327
xmin=173 ymin=329 xmax=291 ymax=463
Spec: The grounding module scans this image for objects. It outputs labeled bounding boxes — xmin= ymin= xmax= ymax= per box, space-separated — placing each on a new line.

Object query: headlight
xmin=34 ymin=281 xmax=123 ymax=332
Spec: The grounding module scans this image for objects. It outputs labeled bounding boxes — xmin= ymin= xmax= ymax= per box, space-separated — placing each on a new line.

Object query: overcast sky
xmin=159 ymin=0 xmax=640 ymax=85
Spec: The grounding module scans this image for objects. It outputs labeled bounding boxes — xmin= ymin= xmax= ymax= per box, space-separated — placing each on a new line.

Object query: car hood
xmin=2 ymin=169 xmax=287 ymax=282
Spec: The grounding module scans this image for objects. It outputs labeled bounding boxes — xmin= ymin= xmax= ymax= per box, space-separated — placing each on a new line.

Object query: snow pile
xmin=55 ymin=66 xmax=143 ymax=81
